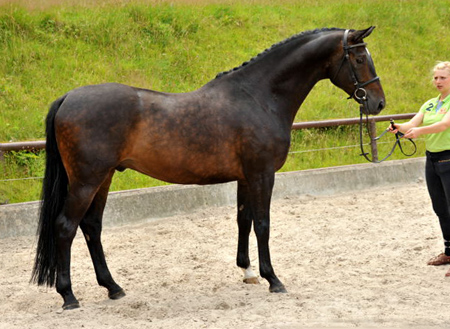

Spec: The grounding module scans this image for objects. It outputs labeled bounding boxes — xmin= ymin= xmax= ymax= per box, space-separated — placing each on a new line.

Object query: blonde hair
xmin=433 ymin=61 xmax=450 ymax=74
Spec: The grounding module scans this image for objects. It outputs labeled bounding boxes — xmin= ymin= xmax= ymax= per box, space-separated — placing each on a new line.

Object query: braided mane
xmin=215 ymin=27 xmax=343 ymax=79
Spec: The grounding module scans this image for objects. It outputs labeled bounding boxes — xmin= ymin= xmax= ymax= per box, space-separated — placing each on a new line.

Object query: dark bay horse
xmin=32 ymin=27 xmax=385 ymax=310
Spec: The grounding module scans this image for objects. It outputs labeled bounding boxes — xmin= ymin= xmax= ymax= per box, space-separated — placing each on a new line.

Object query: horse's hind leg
xmin=79 ymin=172 xmax=125 ymax=300
xmin=55 ymin=181 xmax=101 ymax=310
xmin=236 ymin=181 xmax=259 ymax=284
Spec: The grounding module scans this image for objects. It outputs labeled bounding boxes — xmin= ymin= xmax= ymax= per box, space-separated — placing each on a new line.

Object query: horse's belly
xmin=120 ymin=154 xmax=243 ymax=185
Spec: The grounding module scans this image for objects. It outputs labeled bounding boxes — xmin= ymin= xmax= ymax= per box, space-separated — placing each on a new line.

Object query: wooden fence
xmin=0 ymin=113 xmax=415 ymax=162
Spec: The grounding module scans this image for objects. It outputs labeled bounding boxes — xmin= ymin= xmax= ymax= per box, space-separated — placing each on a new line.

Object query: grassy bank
xmin=1 ymin=0 xmax=446 ymax=203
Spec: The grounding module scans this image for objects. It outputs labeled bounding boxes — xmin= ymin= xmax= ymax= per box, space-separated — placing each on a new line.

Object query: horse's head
xmin=330 ymin=27 xmax=385 ymax=115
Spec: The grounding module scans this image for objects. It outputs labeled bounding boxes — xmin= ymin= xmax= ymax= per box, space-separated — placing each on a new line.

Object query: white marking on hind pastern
xmin=242 ymin=266 xmax=259 ymax=283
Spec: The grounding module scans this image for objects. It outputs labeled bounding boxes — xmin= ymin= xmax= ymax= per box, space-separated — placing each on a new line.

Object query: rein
xmin=337 ymin=30 xmax=416 ymax=163
xmin=358 ymin=107 xmax=417 ymax=163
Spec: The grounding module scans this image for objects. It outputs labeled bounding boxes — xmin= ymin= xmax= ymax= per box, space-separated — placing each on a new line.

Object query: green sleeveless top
xmin=419 ymin=94 xmax=450 ymax=152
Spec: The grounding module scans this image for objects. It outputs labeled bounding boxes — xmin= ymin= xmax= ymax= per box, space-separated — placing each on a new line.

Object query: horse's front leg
xmin=236 ymin=181 xmax=259 ymax=284
xmin=247 ymin=172 xmax=287 ymax=293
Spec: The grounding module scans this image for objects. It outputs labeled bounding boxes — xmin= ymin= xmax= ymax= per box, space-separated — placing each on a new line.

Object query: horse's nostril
xmin=378 ymin=100 xmax=385 ymax=111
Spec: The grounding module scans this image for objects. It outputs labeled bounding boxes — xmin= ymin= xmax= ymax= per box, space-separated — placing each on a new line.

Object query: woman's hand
xmin=388 ymin=122 xmax=400 ymax=134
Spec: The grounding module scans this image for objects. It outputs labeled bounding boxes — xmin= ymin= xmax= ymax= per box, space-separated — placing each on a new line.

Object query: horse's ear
xmin=350 ymin=26 xmax=376 ymax=42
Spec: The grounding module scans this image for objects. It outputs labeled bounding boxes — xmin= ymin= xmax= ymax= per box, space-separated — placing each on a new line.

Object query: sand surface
xmin=1 ymin=182 xmax=450 ymax=328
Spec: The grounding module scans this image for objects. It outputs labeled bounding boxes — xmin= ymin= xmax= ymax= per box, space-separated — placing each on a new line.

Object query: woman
xmin=390 ymin=61 xmax=450 ymax=276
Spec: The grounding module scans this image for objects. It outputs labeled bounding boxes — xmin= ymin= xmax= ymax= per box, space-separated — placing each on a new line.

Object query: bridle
xmin=333 ymin=29 xmax=380 ymax=106
xmin=334 ymin=29 xmax=416 ymax=163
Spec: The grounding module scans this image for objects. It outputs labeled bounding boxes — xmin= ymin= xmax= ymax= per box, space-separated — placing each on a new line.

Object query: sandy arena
xmin=1 ymin=181 xmax=450 ymax=328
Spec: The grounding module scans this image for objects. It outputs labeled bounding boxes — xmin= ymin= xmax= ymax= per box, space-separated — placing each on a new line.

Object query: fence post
xmin=368 ymin=119 xmax=378 ymax=162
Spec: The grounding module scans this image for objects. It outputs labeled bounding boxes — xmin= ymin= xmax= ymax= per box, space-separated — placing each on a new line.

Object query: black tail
xmin=31 ymin=95 xmax=68 ymax=287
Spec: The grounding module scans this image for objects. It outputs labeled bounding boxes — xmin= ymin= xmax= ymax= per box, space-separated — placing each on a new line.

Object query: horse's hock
xmin=0 ymin=158 xmax=425 ymax=239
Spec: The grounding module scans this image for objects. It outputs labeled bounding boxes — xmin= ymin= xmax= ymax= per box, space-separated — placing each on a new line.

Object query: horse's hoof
xmin=109 ymin=289 xmax=126 ymax=300
xmin=243 ymin=277 xmax=260 ymax=284
xmin=62 ymin=302 xmax=80 ymax=310
xmin=269 ymin=285 xmax=288 ymax=293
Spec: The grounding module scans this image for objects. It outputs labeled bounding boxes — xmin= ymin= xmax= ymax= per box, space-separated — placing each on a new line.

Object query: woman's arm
xmin=404 ymin=110 xmax=450 ymax=139
xmin=390 ymin=112 xmax=424 ymax=134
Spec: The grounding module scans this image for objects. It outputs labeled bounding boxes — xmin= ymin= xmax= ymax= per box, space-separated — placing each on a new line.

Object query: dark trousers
xmin=426 ymin=150 xmax=450 ymax=255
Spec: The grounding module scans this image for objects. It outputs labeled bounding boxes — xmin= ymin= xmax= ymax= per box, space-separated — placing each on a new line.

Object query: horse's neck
xmin=238 ymin=39 xmax=335 ymax=124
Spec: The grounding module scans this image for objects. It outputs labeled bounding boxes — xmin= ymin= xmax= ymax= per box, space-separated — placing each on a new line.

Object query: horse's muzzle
xmin=361 ymin=98 xmax=385 ymax=115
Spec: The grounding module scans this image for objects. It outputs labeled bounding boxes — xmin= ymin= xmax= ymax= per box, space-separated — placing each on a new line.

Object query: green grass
xmin=0 ymin=0 xmax=446 ymax=204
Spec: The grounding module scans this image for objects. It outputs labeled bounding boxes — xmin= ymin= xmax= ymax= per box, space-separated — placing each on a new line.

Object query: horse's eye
xmin=356 ymin=57 xmax=365 ymax=64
